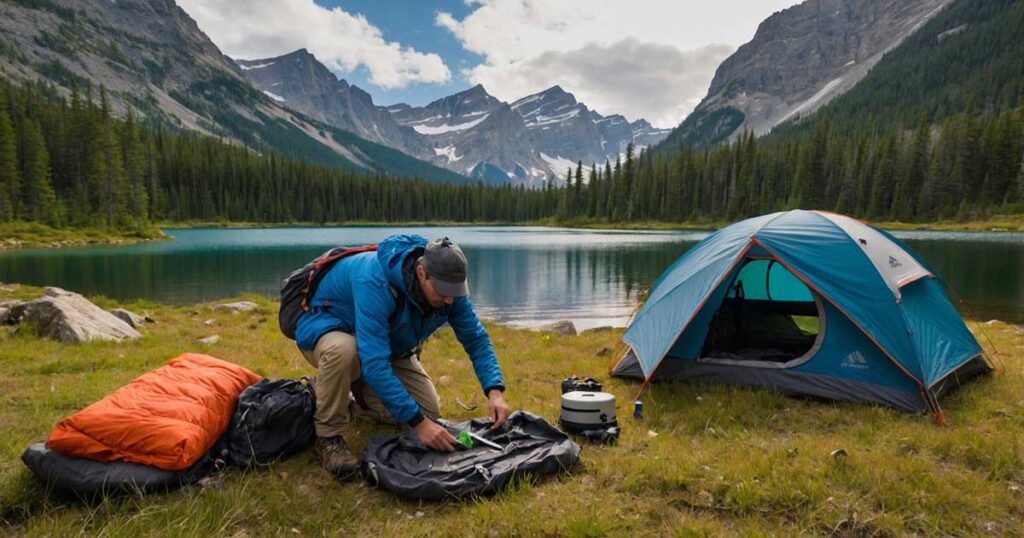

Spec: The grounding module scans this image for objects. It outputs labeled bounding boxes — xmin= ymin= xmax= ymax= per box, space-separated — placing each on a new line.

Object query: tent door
xmin=699 ymin=258 xmax=826 ymax=369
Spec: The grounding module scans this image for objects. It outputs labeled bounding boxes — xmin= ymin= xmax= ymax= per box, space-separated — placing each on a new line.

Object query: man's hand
xmin=487 ymin=389 xmax=510 ymax=429
xmin=414 ymin=419 xmax=457 ymax=452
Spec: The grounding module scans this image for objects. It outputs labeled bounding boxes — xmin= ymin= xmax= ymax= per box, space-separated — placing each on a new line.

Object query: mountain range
xmin=0 ymin=0 xmax=465 ymax=183
xmin=0 ymin=0 xmax=994 ymax=190
xmin=237 ymin=49 xmax=670 ymax=185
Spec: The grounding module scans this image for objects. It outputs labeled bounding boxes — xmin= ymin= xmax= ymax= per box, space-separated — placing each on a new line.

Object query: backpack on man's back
xmin=278 ymin=245 xmax=378 ymax=339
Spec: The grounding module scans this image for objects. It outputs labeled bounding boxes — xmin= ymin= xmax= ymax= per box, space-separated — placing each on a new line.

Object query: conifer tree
xmin=0 ymin=104 xmax=19 ymax=221
xmin=120 ymin=111 xmax=149 ymax=227
xmin=573 ymin=160 xmax=583 ymax=218
xmin=18 ymin=118 xmax=58 ymax=225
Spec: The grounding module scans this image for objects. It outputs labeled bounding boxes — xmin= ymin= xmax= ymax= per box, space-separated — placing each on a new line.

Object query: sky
xmin=177 ymin=0 xmax=803 ymax=128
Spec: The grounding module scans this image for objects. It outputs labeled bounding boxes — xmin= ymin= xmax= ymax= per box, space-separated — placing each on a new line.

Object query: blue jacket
xmin=295 ymin=234 xmax=504 ymax=425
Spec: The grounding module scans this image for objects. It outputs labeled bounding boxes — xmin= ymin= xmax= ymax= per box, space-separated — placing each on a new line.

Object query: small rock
xmin=595 ymin=346 xmax=611 ymax=357
xmin=830 ymin=448 xmax=848 ymax=461
xmin=213 ymin=301 xmax=258 ymax=314
xmin=198 ymin=335 xmax=220 ymax=345
xmin=415 ymin=511 xmax=424 ymax=518
xmin=110 ymin=308 xmax=145 ymax=329
xmin=143 ymin=312 xmax=156 ymax=323
xmin=1009 ymin=483 xmax=1020 ymax=494
xmin=535 ymin=320 xmax=577 ymax=336
xmin=983 ymin=319 xmax=1001 ymax=326
xmin=437 ymin=375 xmax=452 ymax=386
xmin=203 ymin=319 xmax=216 ymax=326
xmin=647 ymin=430 xmax=659 ymax=438
xmin=896 ymin=442 xmax=917 ymax=455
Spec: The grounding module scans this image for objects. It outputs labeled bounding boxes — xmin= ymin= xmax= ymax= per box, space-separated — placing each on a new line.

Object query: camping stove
xmin=559 ymin=391 xmax=617 ymax=432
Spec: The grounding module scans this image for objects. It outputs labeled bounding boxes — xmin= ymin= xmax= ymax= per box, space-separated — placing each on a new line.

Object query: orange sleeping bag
xmin=47 ymin=353 xmax=261 ymax=471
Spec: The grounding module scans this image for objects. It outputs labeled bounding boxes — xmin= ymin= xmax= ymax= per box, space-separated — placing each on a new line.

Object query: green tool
xmin=456 ymin=431 xmax=475 ymax=450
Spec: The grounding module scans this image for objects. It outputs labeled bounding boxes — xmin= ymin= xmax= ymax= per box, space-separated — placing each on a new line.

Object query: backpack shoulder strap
xmin=301 ymin=244 xmax=378 ymax=311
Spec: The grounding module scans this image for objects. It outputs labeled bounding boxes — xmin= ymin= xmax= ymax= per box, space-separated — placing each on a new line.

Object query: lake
xmin=0 ymin=226 xmax=1021 ymax=328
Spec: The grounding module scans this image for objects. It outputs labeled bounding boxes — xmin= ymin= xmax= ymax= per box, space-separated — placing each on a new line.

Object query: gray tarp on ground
xmin=361 ymin=411 xmax=580 ymax=501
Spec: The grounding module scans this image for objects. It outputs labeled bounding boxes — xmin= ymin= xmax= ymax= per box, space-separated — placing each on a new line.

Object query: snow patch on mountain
xmin=779 ymin=75 xmax=845 ymax=123
xmin=412 ymin=114 xmax=489 ymax=135
xmin=526 ymin=107 xmax=582 ymax=127
xmin=540 ymin=152 xmax=590 ymax=178
xmin=240 ymin=62 xmax=275 ymax=71
xmin=262 ymin=90 xmax=285 ymax=102
xmin=433 ymin=145 xmax=462 ymax=163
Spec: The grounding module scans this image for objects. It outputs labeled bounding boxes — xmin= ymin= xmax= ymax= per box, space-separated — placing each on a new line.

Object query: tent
xmin=612 ymin=210 xmax=991 ymax=419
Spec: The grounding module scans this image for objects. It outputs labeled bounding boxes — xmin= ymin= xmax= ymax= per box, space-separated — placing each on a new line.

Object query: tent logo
xmin=888 ymin=255 xmax=902 ymax=268
xmin=842 ymin=351 xmax=869 ymax=369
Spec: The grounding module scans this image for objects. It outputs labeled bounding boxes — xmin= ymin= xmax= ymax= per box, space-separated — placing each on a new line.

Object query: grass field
xmin=0 ymin=287 xmax=1021 ymax=536
xmin=0 ymin=222 xmax=167 ymax=250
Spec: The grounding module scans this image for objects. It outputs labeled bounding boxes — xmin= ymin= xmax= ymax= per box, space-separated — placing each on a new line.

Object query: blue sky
xmin=179 ymin=0 xmax=802 ymax=127
xmin=321 ymin=0 xmax=479 ymax=107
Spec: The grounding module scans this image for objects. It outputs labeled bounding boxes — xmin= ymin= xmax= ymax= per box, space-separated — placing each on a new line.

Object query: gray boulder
xmin=0 ymin=300 xmax=25 ymax=324
xmin=535 ymin=320 xmax=577 ymax=336
xmin=110 ymin=308 xmax=145 ymax=329
xmin=213 ymin=301 xmax=258 ymax=314
xmin=13 ymin=287 xmax=141 ymax=343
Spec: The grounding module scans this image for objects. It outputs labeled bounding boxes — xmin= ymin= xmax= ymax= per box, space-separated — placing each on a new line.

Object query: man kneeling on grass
xmin=295 ymin=234 xmax=510 ymax=480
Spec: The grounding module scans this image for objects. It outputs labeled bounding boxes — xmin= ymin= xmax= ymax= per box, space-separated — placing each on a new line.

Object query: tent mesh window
xmin=700 ymin=258 xmax=823 ymax=366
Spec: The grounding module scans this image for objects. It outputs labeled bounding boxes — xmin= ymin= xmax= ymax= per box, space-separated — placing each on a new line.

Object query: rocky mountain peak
xmin=661 ymin=0 xmax=953 ymax=149
xmin=236 ymin=49 xmax=426 ymax=153
xmin=436 ymin=84 xmax=501 ymax=111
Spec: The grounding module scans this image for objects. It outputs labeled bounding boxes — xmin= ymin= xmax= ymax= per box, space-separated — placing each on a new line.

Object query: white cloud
xmin=474 ymin=40 xmax=733 ymax=128
xmin=437 ymin=0 xmax=801 ymax=127
xmin=177 ymin=0 xmax=450 ymax=89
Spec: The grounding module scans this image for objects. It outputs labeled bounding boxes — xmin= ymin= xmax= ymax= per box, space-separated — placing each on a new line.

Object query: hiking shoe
xmin=314 ymin=435 xmax=359 ymax=481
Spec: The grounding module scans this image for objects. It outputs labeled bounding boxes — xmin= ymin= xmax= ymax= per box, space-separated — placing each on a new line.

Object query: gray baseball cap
xmin=423 ymin=237 xmax=469 ymax=297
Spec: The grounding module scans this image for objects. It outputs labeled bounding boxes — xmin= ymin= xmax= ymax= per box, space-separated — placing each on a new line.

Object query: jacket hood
xmin=376 ymin=234 xmax=429 ymax=297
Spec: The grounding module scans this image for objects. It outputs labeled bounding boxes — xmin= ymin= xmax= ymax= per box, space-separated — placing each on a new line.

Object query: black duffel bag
xmin=213 ymin=377 xmax=317 ymax=468
xmin=361 ymin=411 xmax=580 ymax=501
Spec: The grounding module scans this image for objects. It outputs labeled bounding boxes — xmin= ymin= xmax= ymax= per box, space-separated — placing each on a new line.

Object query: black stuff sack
xmin=361 ymin=411 xmax=580 ymax=501
xmin=213 ymin=377 xmax=317 ymax=468
xmin=21 ymin=443 xmax=214 ymax=498
xmin=561 ymin=376 xmax=603 ymax=394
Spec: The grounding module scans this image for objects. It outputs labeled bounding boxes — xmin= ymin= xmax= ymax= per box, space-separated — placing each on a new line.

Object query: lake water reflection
xmin=0 ymin=226 xmax=1021 ymax=328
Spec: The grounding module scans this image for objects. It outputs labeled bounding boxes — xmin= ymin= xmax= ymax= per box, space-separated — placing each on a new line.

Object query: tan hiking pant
xmin=301 ymin=331 xmax=441 ymax=437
